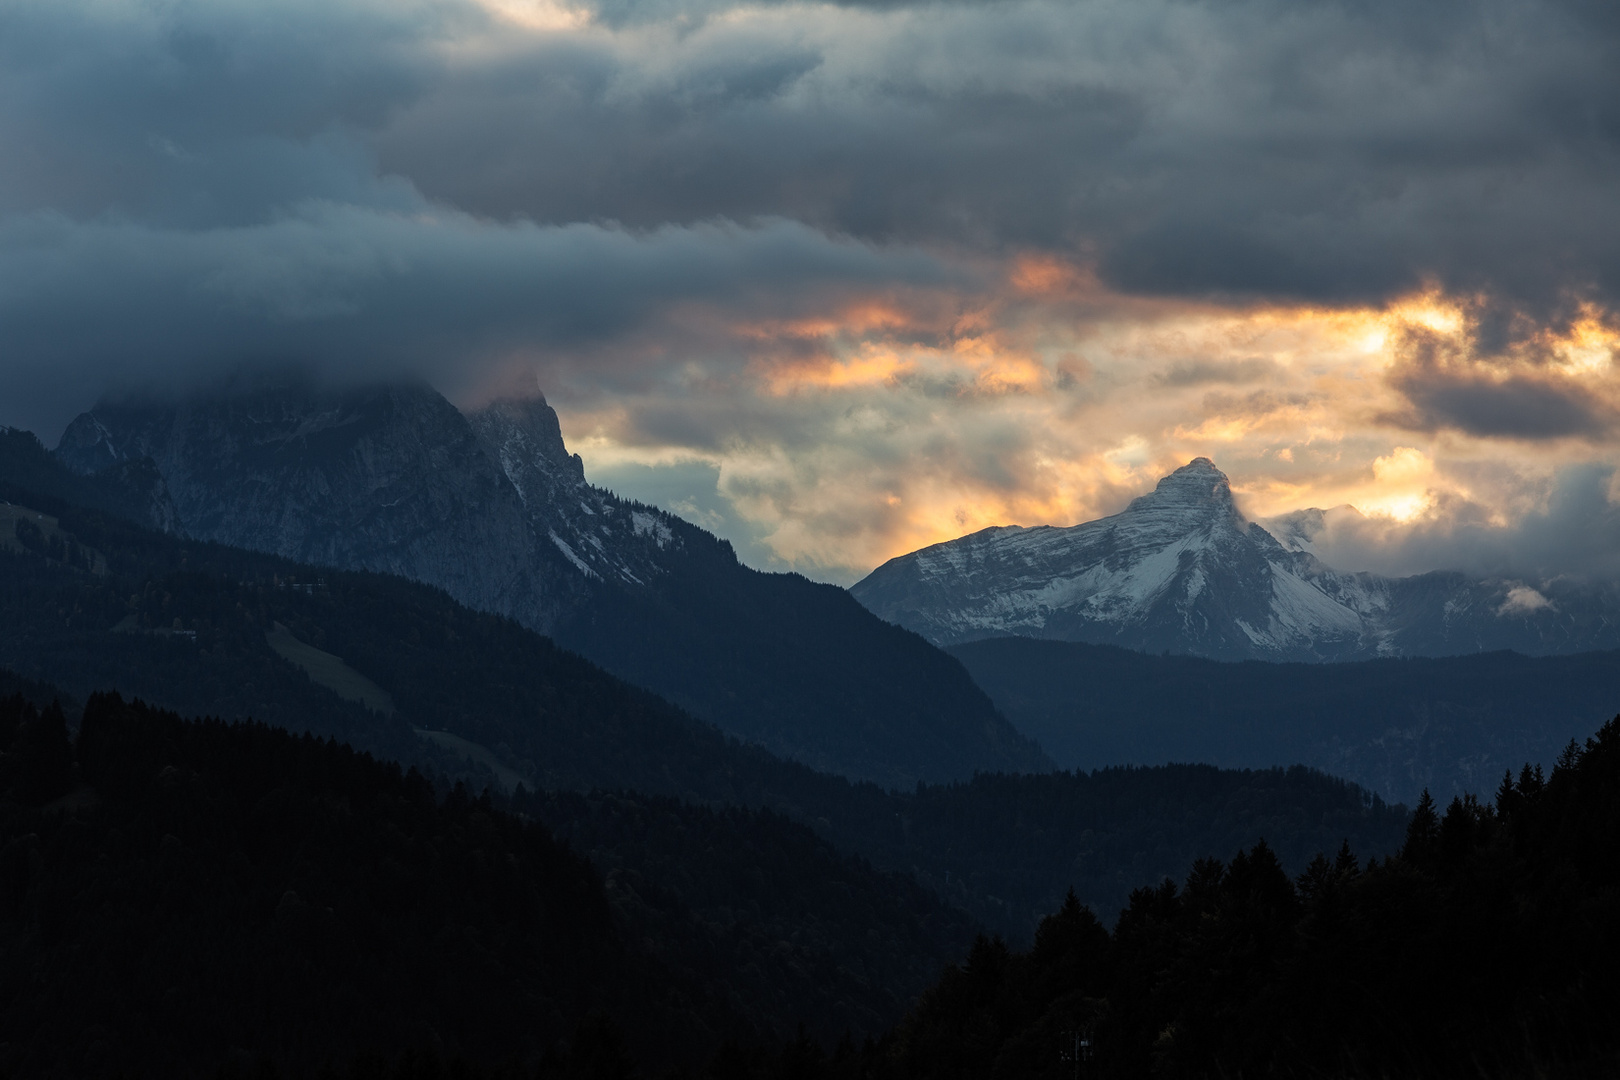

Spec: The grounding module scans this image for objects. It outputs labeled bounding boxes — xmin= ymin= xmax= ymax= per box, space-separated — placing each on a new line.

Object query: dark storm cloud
xmin=1387 ymin=371 xmax=1610 ymax=440
xmin=365 ymin=0 xmax=1620 ymax=318
xmin=0 ymin=205 xmax=968 ymax=438
xmin=4 ymin=0 xmax=1620 ymax=480
xmin=5 ymin=0 xmax=1618 ymax=328
xmin=1382 ymin=326 xmax=1617 ymax=440
xmin=0 ymin=0 xmax=464 ymax=223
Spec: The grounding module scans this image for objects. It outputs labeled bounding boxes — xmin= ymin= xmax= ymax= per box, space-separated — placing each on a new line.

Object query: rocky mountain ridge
xmin=467 ymin=396 xmax=684 ymax=590
xmin=851 ymin=458 xmax=1620 ymax=661
xmin=53 ymin=379 xmax=1048 ymax=787
xmin=57 ymin=381 xmax=568 ymax=630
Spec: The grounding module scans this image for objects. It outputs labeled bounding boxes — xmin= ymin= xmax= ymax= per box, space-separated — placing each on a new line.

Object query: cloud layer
xmin=1 ymin=0 xmax=1618 ymax=582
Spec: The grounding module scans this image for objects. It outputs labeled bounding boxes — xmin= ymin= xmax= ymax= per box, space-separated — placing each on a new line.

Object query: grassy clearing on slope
xmin=265 ymin=622 xmax=396 ymax=717
xmin=0 ymin=503 xmax=106 ymax=573
xmin=414 ymin=728 xmax=528 ymax=794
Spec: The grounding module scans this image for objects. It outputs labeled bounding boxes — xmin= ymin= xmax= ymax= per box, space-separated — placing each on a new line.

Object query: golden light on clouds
xmin=1552 ymin=310 xmax=1617 ymax=376
xmin=1008 ymin=254 xmax=1095 ymax=296
xmin=472 ymin=0 xmax=592 ymax=31
xmin=564 ymin=262 xmax=1620 ymax=581
xmin=1382 ymin=292 xmax=1468 ymax=339
xmin=1362 ymin=447 xmax=1439 ymax=523
xmin=764 ymin=347 xmax=916 ymax=393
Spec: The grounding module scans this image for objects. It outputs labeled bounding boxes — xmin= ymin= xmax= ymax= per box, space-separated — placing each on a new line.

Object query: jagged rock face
xmin=53 ymin=381 xmax=1049 ymax=788
xmin=467 ymin=396 xmax=685 ymax=587
xmin=57 ymin=381 xmax=570 ymax=630
xmin=92 ymin=457 xmax=187 ymax=536
xmin=465 ymin=399 xmax=1051 ymax=783
xmin=56 ymin=413 xmax=130 ymax=477
xmin=852 ymin=458 xmax=1620 ymax=660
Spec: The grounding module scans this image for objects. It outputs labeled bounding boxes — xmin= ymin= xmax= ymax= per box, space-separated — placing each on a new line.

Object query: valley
xmin=0 ymin=397 xmax=1614 ymax=1077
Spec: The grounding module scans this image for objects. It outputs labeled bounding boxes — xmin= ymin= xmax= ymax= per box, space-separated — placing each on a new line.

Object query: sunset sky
xmin=2 ymin=0 xmax=1618 ymax=583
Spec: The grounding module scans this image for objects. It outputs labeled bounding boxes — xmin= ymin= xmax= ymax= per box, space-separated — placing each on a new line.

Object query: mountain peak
xmin=1124 ymin=457 xmax=1237 ymax=522
xmin=851 ymin=454 xmax=1319 ymax=655
xmin=466 ymin=395 xmax=586 ymax=499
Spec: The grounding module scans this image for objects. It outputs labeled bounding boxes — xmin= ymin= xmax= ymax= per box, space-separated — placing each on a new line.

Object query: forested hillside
xmin=0 ymin=692 xmax=649 ymax=1077
xmin=835 ymin=716 xmax=1620 ymax=1080
xmin=3 ymin=686 xmax=1606 ymax=1077
xmin=7 ymin=436 xmax=1611 ymax=1078
xmin=521 ymin=789 xmax=974 ymax=1041
xmin=0 ymin=440 xmax=1409 ymax=939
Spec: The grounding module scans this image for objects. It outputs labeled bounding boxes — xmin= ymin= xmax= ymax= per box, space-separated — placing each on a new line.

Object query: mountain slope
xmin=55 ymin=379 xmax=574 ymax=632
xmin=877 ymin=723 xmax=1620 ymax=1080
xmin=465 ymin=396 xmax=1046 ymax=782
xmin=0 ymin=691 xmax=986 ymax=1076
xmin=951 ymin=636 xmax=1620 ymax=804
xmin=1 ymin=432 xmax=1406 ymax=939
xmin=0 ymin=692 xmax=639 ymax=1077
xmin=52 ymin=384 xmax=1049 ymax=787
xmin=852 ymin=458 xmax=1620 ymax=661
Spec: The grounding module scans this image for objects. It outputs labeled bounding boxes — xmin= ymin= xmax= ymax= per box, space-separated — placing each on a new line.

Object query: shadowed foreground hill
xmin=0 ymin=692 xmax=983 ymax=1077
xmin=742 ymin=717 xmax=1620 ymax=1080
xmin=0 ymin=692 xmax=636 ymax=1077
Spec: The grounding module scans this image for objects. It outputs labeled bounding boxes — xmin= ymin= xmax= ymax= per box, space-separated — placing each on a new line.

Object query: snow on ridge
xmin=549 ymin=531 xmax=599 ymax=579
xmin=848 ymin=457 xmax=1491 ymax=657
xmin=631 ymin=510 xmax=673 ymax=548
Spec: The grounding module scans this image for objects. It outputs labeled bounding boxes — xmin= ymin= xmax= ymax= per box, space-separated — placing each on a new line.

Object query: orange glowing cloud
xmin=1008 ymin=255 xmax=1098 ymax=297
xmin=562 ymin=260 xmax=1620 ymax=581
xmin=763 ymin=347 xmax=917 ymax=394
xmin=737 ymin=299 xmax=924 ymax=342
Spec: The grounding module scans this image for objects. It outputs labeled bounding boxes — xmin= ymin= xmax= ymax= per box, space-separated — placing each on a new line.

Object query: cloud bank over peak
xmin=1 ymin=0 xmax=1618 ymax=582
xmin=1261 ymin=463 xmax=1620 ymax=584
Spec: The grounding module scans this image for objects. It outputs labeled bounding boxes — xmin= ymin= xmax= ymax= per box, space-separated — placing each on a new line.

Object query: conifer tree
xmin=1333 ymin=839 xmax=1359 ymax=878
xmin=1401 ymin=789 xmax=1440 ymax=866
xmin=8 ymin=699 xmax=73 ymax=804
xmin=1556 ymin=738 xmax=1583 ymax=774
xmin=1494 ymin=769 xmax=1520 ymax=820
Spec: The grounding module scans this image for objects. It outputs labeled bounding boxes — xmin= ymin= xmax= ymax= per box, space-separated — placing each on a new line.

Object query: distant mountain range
xmin=951 ymin=637 xmax=1620 ymax=805
xmin=852 ymin=457 xmax=1620 ymax=661
xmin=49 ymin=378 xmax=1049 ymax=788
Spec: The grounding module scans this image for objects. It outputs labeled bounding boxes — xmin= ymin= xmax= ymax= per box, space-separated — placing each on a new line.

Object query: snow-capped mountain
xmin=851 ymin=458 xmax=1620 ymax=660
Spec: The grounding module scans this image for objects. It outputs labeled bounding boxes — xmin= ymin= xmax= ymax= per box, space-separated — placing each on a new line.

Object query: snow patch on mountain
xmin=550 ymin=531 xmax=599 ymax=579
xmin=467 ymin=396 xmax=687 ymax=587
xmin=631 ymin=510 xmax=673 ymax=548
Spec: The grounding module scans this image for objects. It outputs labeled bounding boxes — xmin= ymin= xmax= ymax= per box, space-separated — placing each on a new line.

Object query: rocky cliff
xmin=58 ymin=379 xmax=568 ymax=631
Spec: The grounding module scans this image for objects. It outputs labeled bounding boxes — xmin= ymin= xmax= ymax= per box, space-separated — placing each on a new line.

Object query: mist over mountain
xmin=852 ymin=458 xmax=1620 ymax=662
